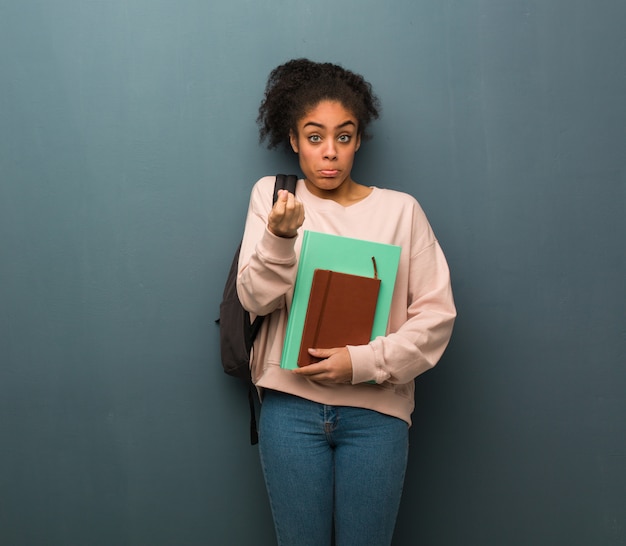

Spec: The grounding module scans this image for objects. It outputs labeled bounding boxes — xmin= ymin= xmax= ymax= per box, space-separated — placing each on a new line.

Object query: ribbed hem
xmin=255 ymin=365 xmax=415 ymax=426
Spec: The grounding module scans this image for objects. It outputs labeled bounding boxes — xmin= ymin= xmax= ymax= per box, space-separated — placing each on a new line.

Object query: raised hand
xmin=268 ymin=189 xmax=305 ymax=238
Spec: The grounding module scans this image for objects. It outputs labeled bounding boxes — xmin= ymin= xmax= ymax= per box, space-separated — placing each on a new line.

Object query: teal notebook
xmin=281 ymin=230 xmax=401 ymax=370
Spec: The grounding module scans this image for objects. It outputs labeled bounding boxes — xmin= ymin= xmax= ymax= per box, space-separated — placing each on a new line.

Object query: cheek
xmin=298 ymin=146 xmax=315 ymax=163
xmin=298 ymin=153 xmax=314 ymax=172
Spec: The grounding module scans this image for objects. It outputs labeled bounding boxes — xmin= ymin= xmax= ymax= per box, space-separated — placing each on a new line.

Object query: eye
xmin=308 ymin=134 xmax=322 ymax=143
xmin=338 ymin=134 xmax=352 ymax=143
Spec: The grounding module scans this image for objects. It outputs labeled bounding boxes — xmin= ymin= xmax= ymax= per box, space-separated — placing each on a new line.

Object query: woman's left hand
xmin=292 ymin=347 xmax=353 ymax=384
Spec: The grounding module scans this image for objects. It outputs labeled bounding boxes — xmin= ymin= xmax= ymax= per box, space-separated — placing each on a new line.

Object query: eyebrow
xmin=302 ymin=120 xmax=357 ymax=130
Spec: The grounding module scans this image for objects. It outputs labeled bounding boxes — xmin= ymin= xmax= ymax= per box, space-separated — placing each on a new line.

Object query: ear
xmin=289 ymin=130 xmax=299 ymax=153
xmin=355 ymin=133 xmax=362 ymax=152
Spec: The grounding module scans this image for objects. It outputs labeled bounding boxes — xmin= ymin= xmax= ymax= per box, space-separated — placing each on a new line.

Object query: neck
xmin=304 ymin=178 xmax=373 ymax=206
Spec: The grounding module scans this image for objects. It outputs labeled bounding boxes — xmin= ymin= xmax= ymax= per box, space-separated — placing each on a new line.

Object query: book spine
xmin=311 ymin=271 xmax=333 ymax=349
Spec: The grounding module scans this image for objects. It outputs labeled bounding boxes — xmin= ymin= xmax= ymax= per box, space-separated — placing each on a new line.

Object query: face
xmin=290 ymin=100 xmax=361 ymax=197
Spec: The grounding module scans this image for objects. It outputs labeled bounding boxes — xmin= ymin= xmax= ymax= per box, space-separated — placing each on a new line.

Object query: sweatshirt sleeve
xmin=236 ymin=177 xmax=299 ymax=317
xmin=348 ymin=206 xmax=456 ymax=385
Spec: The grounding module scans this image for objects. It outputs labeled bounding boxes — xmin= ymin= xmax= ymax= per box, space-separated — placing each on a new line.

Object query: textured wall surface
xmin=1 ymin=1 xmax=624 ymax=544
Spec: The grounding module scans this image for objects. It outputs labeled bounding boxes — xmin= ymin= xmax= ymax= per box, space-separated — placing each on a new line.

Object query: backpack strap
xmin=246 ymin=174 xmax=297 ymax=445
xmin=273 ymin=173 xmax=298 ymax=203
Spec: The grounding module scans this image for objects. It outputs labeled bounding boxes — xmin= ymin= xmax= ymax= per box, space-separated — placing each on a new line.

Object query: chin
xmin=316 ymin=181 xmax=343 ymax=192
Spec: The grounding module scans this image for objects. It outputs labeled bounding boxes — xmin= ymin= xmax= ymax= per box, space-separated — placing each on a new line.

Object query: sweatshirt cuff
xmin=348 ymin=343 xmax=381 ymax=384
xmin=256 ymin=227 xmax=298 ymax=264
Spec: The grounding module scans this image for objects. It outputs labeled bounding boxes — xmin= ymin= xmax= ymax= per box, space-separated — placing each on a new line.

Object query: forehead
xmin=297 ymin=100 xmax=358 ymax=128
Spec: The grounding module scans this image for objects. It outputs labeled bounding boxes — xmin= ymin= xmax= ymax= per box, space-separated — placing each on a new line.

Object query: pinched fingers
xmin=268 ymin=190 xmax=304 ymax=238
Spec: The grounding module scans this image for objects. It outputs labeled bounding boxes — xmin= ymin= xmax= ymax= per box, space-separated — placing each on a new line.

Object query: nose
xmin=323 ymin=140 xmax=337 ymax=160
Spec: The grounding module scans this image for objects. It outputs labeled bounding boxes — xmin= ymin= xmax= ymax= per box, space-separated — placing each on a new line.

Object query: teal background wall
xmin=1 ymin=1 xmax=624 ymax=544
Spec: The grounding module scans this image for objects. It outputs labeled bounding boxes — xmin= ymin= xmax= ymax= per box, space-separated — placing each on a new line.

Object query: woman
xmin=237 ymin=58 xmax=456 ymax=546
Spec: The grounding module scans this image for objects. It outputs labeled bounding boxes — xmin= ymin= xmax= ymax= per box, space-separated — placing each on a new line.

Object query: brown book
xmin=297 ymin=268 xmax=381 ymax=367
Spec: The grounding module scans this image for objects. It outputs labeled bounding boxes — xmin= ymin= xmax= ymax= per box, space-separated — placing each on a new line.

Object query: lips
xmin=320 ymin=170 xmax=339 ymax=177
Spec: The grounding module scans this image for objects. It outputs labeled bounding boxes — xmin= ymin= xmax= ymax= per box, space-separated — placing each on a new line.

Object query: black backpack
xmin=217 ymin=174 xmax=297 ymax=444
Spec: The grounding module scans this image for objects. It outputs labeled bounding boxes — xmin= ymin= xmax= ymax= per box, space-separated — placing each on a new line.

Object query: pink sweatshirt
xmin=237 ymin=176 xmax=456 ymax=425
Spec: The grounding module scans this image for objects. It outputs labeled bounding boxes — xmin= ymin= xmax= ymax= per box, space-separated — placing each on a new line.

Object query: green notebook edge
xmin=280 ymin=230 xmax=401 ymax=371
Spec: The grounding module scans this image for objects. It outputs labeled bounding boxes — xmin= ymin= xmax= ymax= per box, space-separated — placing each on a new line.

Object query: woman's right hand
xmin=268 ymin=189 xmax=305 ymax=238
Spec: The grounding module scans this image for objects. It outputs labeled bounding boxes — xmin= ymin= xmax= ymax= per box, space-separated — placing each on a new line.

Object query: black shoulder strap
xmin=273 ymin=173 xmax=298 ymax=204
xmin=244 ymin=173 xmax=298 ymax=446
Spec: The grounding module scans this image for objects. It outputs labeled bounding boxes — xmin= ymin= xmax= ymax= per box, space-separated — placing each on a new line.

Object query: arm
xmin=294 ymin=242 xmax=455 ymax=385
xmin=236 ymin=178 xmax=305 ymax=316
xmin=349 ymin=240 xmax=456 ymax=384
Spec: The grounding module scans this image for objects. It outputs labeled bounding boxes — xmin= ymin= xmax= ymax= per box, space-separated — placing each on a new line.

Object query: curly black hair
xmin=257 ymin=58 xmax=381 ymax=150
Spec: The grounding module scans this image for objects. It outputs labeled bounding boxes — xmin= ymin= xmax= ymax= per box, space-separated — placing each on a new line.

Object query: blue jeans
xmin=259 ymin=390 xmax=409 ymax=546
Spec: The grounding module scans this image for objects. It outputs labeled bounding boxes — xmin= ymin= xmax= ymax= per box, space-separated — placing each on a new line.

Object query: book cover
xmin=297 ymin=268 xmax=381 ymax=367
xmin=281 ymin=230 xmax=401 ymax=371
